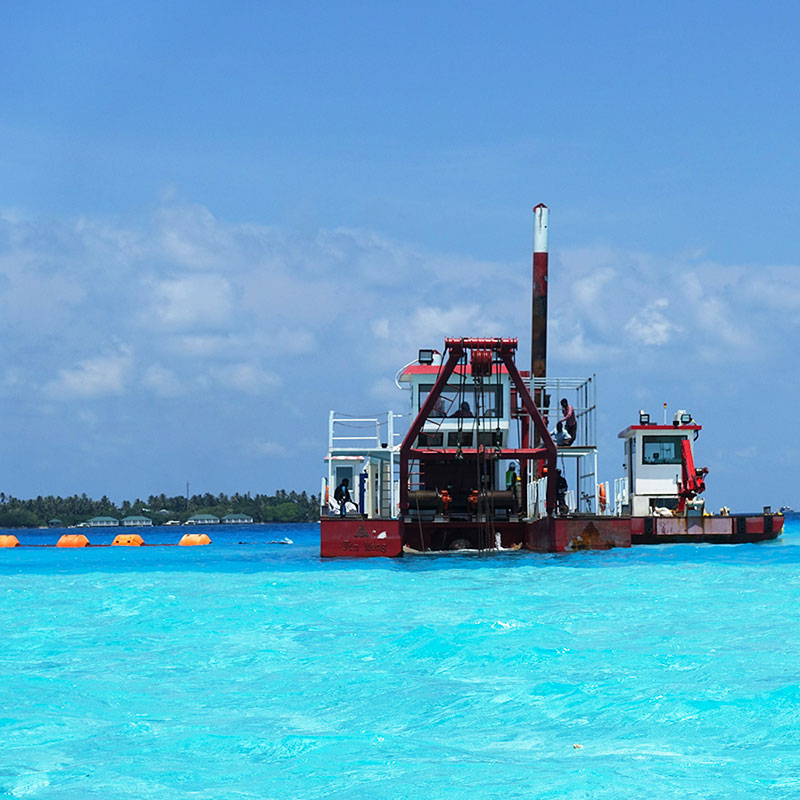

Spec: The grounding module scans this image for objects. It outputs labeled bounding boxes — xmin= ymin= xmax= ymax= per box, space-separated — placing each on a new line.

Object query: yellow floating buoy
xmin=179 ymin=533 xmax=211 ymax=546
xmin=0 ymin=535 xmax=20 ymax=547
xmin=111 ymin=534 xmax=144 ymax=546
xmin=57 ymin=534 xmax=90 ymax=548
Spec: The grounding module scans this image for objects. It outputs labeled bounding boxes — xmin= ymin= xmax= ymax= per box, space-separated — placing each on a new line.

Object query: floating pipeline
xmin=111 ymin=533 xmax=144 ymax=546
xmin=0 ymin=533 xmax=213 ymax=548
xmin=57 ymin=534 xmax=90 ymax=548
xmin=179 ymin=533 xmax=212 ymax=546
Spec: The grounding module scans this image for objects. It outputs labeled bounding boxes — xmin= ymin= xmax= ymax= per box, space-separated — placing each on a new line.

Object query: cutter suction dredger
xmin=319 ymin=208 xmax=783 ymax=557
xmin=321 ymin=336 xmax=566 ymax=557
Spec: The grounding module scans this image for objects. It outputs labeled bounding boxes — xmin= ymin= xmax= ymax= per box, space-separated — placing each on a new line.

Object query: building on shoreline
xmin=222 ymin=513 xmax=253 ymax=524
xmin=88 ymin=516 xmax=119 ymax=527
xmin=185 ymin=514 xmax=220 ymax=525
xmin=121 ymin=515 xmax=153 ymax=527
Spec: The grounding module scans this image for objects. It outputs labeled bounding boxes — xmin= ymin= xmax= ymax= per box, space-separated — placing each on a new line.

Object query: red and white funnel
xmin=531 ymin=203 xmax=549 ymax=379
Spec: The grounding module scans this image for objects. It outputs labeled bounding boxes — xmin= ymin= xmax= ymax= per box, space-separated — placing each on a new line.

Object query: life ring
xmin=598 ymin=483 xmax=607 ymax=513
xmin=325 ymin=484 xmax=329 ymax=505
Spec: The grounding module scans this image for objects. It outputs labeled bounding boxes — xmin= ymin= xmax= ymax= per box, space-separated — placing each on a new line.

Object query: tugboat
xmin=320 ymin=206 xmax=783 ymax=557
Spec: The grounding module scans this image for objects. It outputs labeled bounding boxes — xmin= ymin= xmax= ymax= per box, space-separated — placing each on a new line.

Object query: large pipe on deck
xmin=531 ymin=203 xmax=549 ymax=379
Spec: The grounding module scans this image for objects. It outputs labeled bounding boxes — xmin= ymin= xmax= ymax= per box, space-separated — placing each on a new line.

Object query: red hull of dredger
xmin=320 ymin=514 xmax=783 ymax=557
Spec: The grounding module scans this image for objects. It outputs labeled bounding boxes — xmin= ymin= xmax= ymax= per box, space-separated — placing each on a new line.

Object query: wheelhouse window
xmin=419 ymin=384 xmax=503 ymax=418
xmin=416 ymin=431 xmax=503 ymax=448
xmin=445 ymin=431 xmax=501 ymax=448
xmin=642 ymin=435 xmax=686 ymax=465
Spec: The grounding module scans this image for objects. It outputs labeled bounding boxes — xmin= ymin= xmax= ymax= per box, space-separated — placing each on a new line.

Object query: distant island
xmin=0 ymin=490 xmax=319 ymax=528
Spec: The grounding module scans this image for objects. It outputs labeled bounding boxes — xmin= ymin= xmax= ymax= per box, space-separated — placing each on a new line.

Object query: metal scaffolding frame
xmin=527 ymin=375 xmax=600 ymax=515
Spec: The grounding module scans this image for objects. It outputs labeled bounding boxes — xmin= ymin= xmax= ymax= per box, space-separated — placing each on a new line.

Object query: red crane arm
xmin=676 ymin=438 xmax=709 ymax=513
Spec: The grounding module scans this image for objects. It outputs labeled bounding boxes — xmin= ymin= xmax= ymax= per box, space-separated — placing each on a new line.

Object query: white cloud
xmin=406 ymin=305 xmax=503 ymax=345
xmin=44 ymin=345 xmax=133 ymax=399
xmin=552 ymin=322 xmax=622 ymax=363
xmin=572 ymin=266 xmax=617 ymax=308
xmin=271 ymin=327 xmax=317 ymax=355
xmin=155 ymin=204 xmax=247 ymax=271
xmin=371 ymin=318 xmax=390 ymax=339
xmin=167 ymin=333 xmax=244 ymax=358
xmin=149 ymin=273 xmax=234 ymax=329
xmin=370 ymin=376 xmax=404 ymax=404
xmin=4 ymin=205 xmax=798 ymax=408
xmin=548 ymin=245 xmax=799 ymax=366
xmin=217 ymin=362 xmax=282 ymax=394
xmin=1 ymin=200 xmax=800 ymax=512
xmin=142 ymin=364 xmax=182 ymax=398
xmin=625 ymin=298 xmax=680 ymax=346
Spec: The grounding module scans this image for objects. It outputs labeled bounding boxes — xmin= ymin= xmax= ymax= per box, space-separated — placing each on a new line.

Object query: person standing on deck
xmin=560 ymin=398 xmax=577 ymax=445
xmin=505 ymin=462 xmax=520 ymax=513
xmin=505 ymin=462 xmax=518 ymax=491
xmin=333 ymin=478 xmax=352 ymax=517
xmin=556 ymin=469 xmax=569 ymax=516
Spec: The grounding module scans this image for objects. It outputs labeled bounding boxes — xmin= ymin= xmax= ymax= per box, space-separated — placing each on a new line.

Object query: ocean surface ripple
xmin=1 ymin=520 xmax=799 ymax=799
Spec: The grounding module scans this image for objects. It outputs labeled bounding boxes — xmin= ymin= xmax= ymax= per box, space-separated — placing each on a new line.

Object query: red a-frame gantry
xmin=398 ymin=337 xmax=558 ymax=517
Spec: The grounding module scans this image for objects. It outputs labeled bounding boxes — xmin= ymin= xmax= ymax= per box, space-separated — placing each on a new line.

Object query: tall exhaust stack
xmin=531 ymin=203 xmax=549 ymax=379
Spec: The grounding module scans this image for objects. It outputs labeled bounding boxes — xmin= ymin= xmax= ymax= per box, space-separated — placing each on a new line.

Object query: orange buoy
xmin=0 ymin=535 xmax=20 ymax=547
xmin=57 ymin=534 xmax=90 ymax=548
xmin=179 ymin=532 xmax=211 ymax=546
xmin=111 ymin=533 xmax=144 ymax=546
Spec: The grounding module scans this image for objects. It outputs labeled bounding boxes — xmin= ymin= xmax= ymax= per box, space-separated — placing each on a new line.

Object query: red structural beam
xmin=399 ymin=342 xmax=465 ymax=514
xmin=444 ymin=337 xmax=518 ymax=351
xmin=408 ymin=448 xmax=552 ymax=460
xmin=498 ymin=346 xmax=557 ymax=514
xmin=398 ymin=337 xmax=558 ymax=516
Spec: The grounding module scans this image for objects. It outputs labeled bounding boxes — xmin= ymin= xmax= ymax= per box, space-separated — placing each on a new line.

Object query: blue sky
xmin=2 ymin=1 xmax=799 ymax=510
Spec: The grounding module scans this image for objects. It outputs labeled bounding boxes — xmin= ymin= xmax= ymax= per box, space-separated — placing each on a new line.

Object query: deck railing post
xmin=388 ymin=410 xmax=395 ymax=518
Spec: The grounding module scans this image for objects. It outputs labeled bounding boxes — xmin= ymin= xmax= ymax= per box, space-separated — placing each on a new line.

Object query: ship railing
xmin=529 ymin=475 xmax=614 ymax=517
xmin=324 ymin=410 xmax=405 ymax=520
xmin=529 ymin=476 xmax=581 ymax=517
xmin=328 ymin=410 xmax=403 ymax=452
xmin=529 ymin=476 xmax=546 ymax=518
xmin=613 ymin=477 xmax=629 ymax=516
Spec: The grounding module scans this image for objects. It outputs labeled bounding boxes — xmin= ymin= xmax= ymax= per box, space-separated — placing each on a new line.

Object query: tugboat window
xmin=642 ymin=435 xmax=686 ymax=465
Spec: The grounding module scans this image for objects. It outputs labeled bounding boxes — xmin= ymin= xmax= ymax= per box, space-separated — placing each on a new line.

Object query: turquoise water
xmin=2 ymin=520 xmax=800 ymax=799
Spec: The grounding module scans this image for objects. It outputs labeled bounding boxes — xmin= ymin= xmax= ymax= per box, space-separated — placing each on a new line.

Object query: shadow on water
xmin=1 ymin=520 xmax=799 ymax=575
